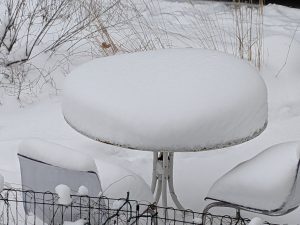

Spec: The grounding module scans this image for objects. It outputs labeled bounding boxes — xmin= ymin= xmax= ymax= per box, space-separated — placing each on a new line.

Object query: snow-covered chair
xmin=18 ymin=139 xmax=103 ymax=224
xmin=18 ymin=139 xmax=102 ymax=196
xmin=18 ymin=139 xmax=154 ymax=224
xmin=203 ymin=142 xmax=300 ymax=221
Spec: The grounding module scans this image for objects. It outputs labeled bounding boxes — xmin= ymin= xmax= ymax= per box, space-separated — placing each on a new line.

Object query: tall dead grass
xmin=86 ymin=0 xmax=264 ymax=69
xmin=233 ymin=0 xmax=264 ymax=69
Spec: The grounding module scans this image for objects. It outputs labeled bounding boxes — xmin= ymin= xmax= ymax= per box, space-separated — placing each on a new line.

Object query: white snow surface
xmin=63 ymin=48 xmax=268 ymax=152
xmin=18 ymin=139 xmax=98 ymax=172
xmin=77 ymin=185 xmax=89 ymax=196
xmin=207 ymin=142 xmax=300 ymax=211
xmin=63 ymin=219 xmax=87 ymax=225
xmin=111 ymin=200 xmax=126 ymax=210
xmin=0 ymin=174 xmax=4 ymax=192
xmin=249 ymin=217 xmax=264 ymax=225
xmin=192 ymin=217 xmax=202 ymax=224
xmin=55 ymin=184 xmax=72 ymax=206
xmin=0 ymin=2 xmax=300 ymax=224
xmin=96 ymin=159 xmax=154 ymax=203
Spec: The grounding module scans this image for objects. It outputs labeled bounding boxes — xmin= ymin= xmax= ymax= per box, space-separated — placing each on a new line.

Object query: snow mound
xmin=63 ymin=219 xmax=87 ymax=225
xmin=249 ymin=217 xmax=263 ymax=225
xmin=96 ymin=159 xmax=154 ymax=203
xmin=77 ymin=185 xmax=89 ymax=196
xmin=111 ymin=200 xmax=126 ymax=210
xmin=19 ymin=139 xmax=97 ymax=172
xmin=192 ymin=217 xmax=202 ymax=224
xmin=63 ymin=49 xmax=268 ymax=152
xmin=55 ymin=184 xmax=72 ymax=206
xmin=207 ymin=142 xmax=300 ymax=211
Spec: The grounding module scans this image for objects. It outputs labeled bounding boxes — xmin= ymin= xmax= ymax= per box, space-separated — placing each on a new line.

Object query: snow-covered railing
xmin=0 ymin=188 xmax=277 ymax=225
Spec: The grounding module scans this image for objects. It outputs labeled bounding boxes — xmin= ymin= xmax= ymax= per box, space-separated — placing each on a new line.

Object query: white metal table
xmin=62 ymin=49 xmax=268 ymax=210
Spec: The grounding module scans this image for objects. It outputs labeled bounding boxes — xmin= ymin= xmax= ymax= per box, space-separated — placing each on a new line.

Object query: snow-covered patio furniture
xmin=18 ymin=139 xmax=102 ymax=224
xmin=203 ymin=142 xmax=300 ymax=221
xmin=18 ymin=139 xmax=153 ymax=201
xmin=18 ymin=139 xmax=102 ymax=196
xmin=62 ymin=48 xmax=268 ymax=209
xmin=18 ymin=139 xmax=154 ymax=224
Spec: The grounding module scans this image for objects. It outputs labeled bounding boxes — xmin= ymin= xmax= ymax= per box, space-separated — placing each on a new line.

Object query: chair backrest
xmin=18 ymin=139 xmax=103 ymax=224
xmin=206 ymin=141 xmax=300 ymax=216
xmin=18 ymin=154 xmax=102 ymax=196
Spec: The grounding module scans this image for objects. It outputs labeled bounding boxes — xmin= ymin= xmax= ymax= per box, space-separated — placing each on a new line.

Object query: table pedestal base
xmin=151 ymin=152 xmax=184 ymax=210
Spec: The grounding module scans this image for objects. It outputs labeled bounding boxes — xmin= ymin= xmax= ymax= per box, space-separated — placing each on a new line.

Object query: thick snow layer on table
xmin=207 ymin=142 xmax=300 ymax=211
xmin=19 ymin=139 xmax=97 ymax=172
xmin=62 ymin=48 xmax=268 ymax=152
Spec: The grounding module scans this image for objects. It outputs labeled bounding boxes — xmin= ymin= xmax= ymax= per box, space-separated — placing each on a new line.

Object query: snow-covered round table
xmin=62 ymin=48 xmax=268 ymax=209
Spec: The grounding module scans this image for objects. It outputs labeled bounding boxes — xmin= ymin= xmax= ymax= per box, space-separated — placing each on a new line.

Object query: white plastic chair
xmin=203 ymin=142 xmax=300 ymax=222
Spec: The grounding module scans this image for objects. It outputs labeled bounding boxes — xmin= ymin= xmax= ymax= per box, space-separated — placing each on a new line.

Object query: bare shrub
xmin=0 ymin=0 xmax=265 ymax=101
xmin=86 ymin=0 xmax=172 ymax=56
xmin=0 ymin=0 xmax=94 ymax=100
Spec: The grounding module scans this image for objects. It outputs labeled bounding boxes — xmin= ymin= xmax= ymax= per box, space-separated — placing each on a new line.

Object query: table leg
xmin=151 ymin=152 xmax=158 ymax=193
xmin=168 ymin=153 xmax=184 ymax=210
xmin=154 ymin=176 xmax=162 ymax=203
xmin=162 ymin=152 xmax=168 ymax=208
xmin=151 ymin=151 xmax=184 ymax=210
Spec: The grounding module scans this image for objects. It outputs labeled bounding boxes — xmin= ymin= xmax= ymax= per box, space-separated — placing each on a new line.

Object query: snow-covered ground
xmin=0 ymin=1 xmax=300 ymax=224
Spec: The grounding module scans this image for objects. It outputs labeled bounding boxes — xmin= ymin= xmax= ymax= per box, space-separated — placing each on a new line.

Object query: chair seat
xmin=206 ymin=142 xmax=300 ymax=215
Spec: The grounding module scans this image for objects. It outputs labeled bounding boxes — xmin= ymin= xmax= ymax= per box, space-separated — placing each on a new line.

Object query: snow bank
xmin=207 ymin=142 xmax=300 ymax=211
xmin=63 ymin=49 xmax=268 ymax=152
xmin=19 ymin=139 xmax=97 ymax=172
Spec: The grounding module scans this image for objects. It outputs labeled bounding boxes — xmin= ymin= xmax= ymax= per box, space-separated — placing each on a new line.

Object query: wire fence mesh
xmin=0 ymin=189 xmax=279 ymax=225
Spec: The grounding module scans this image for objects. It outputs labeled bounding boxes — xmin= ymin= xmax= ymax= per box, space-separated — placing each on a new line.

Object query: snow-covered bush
xmin=0 ymin=0 xmax=93 ymax=100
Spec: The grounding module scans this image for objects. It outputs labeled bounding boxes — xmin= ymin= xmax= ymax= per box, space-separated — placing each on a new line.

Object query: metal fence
xmin=0 ymin=189 xmax=278 ymax=225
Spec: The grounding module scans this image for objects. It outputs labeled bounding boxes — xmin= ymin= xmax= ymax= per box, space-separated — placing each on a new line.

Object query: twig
xmin=275 ymin=23 xmax=299 ymax=78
